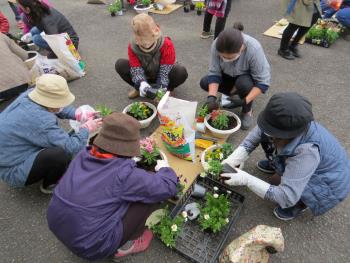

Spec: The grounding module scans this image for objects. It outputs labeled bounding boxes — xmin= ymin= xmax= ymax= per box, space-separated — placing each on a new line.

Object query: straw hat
xmin=94 ymin=112 xmax=141 ymax=156
xmin=29 ymin=74 xmax=75 ymax=108
xmin=132 ymin=14 xmax=161 ymax=48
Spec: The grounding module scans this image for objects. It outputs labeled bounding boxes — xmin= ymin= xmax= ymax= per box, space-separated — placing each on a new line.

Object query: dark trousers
xmin=25 ymin=147 xmax=70 ymax=188
xmin=280 ymin=12 xmax=320 ymax=50
xmin=115 ymin=59 xmax=188 ymax=91
xmin=203 ymin=0 xmax=232 ymax=39
xmin=200 ymin=74 xmax=254 ymax=113
xmin=8 ymin=2 xmax=21 ymax=21
xmin=0 ymin=84 xmax=29 ymax=101
xmin=119 ymin=202 xmax=160 ymax=247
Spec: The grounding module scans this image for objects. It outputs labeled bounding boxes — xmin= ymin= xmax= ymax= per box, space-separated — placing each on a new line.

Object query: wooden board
xmin=151 ymin=126 xmax=226 ymax=194
xmin=263 ymin=18 xmax=305 ymax=44
xmin=149 ymin=4 xmax=182 ymax=14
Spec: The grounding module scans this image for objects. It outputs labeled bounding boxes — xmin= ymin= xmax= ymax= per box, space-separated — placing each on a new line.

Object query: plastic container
xmin=134 ymin=4 xmax=152 ymax=13
xmin=24 ymin=51 xmax=38 ymax=70
xmin=122 ymin=102 xmax=157 ymax=129
xmin=204 ymin=110 xmax=241 ymax=139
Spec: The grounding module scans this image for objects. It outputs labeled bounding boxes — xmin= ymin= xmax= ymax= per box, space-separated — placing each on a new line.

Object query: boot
xmin=278 ymin=49 xmax=295 ymax=60
xmin=289 ymin=45 xmax=301 ymax=58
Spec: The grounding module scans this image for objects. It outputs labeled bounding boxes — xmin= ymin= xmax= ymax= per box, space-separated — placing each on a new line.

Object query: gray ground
xmin=1 ymin=0 xmax=350 ymax=262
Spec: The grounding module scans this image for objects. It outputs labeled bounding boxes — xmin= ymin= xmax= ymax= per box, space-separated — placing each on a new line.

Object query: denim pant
xmin=337 ymin=7 xmax=350 ymax=28
xmin=30 ymin=27 xmax=50 ymax=50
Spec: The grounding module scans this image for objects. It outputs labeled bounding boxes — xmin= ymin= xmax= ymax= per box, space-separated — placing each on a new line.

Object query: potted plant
xmin=115 ymin=0 xmax=123 ymax=15
xmin=198 ymin=191 xmax=231 ymax=233
xmin=305 ymin=19 xmax=343 ymax=48
xmin=137 ymin=137 xmax=167 ymax=172
xmin=201 ymin=143 xmax=234 ymax=171
xmin=134 ymin=0 xmax=152 ymax=13
xmin=122 ymin=102 xmax=157 ymax=129
xmin=204 ymin=110 xmax=241 ymax=139
xmin=108 ymin=3 xmax=118 ymax=16
xmin=95 ymin=104 xmax=113 ymax=117
xmin=190 ymin=2 xmax=195 ymax=10
xmin=196 ymin=104 xmax=209 ymax=123
xmin=195 ymin=2 xmax=205 ymax=15
xmin=151 ymin=207 xmax=187 ymax=248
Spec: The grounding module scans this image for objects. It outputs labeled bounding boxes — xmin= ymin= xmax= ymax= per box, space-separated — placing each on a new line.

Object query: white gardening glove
xmin=21 ymin=32 xmax=32 ymax=43
xmin=221 ymin=168 xmax=270 ymax=198
xmin=132 ymin=156 xmax=142 ymax=163
xmin=221 ymin=146 xmax=249 ymax=169
xmin=139 ymin=81 xmax=151 ymax=97
xmin=155 ymin=160 xmax=170 ymax=172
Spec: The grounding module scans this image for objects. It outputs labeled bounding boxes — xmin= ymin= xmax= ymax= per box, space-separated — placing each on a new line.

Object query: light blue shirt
xmin=0 ymin=90 xmax=89 ymax=187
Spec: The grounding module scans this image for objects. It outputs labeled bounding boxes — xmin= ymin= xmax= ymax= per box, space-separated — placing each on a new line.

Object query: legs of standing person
xmin=167 ymin=64 xmax=188 ymax=92
xmin=30 ymin=26 xmax=51 ymax=50
xmin=279 ymin=22 xmax=300 ymax=59
xmin=25 ymin=147 xmax=70 ymax=189
xmin=214 ymin=0 xmax=232 ymax=38
xmin=201 ymin=11 xmax=214 ymax=38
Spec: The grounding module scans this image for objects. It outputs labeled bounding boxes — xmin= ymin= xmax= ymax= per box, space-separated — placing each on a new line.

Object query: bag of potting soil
xmin=157 ymin=92 xmax=197 ymax=161
xmin=43 ymin=33 xmax=85 ymax=79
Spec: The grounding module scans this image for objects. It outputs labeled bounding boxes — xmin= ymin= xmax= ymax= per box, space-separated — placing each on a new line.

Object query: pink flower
xmin=140 ymin=137 xmax=157 ymax=153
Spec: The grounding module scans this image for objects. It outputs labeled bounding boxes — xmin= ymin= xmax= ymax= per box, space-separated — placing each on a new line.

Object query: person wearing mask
xmin=115 ymin=13 xmax=188 ymax=99
xmin=200 ymin=23 xmax=271 ymax=130
xmin=0 ymin=74 xmax=102 ymax=193
xmin=221 ymin=92 xmax=350 ymax=220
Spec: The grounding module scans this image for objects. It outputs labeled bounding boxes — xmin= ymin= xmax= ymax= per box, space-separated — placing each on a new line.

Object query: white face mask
xmin=221 ymin=54 xmax=241 ymax=63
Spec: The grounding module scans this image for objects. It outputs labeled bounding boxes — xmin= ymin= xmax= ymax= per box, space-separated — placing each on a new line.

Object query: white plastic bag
xmin=69 ymin=105 xmax=95 ymax=133
xmin=157 ymin=92 xmax=197 ymax=161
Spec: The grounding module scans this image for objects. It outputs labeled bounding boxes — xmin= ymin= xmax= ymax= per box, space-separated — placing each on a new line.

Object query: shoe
xmin=39 ymin=182 xmax=57 ymax=194
xmin=128 ymin=89 xmax=139 ymax=99
xmin=200 ymin=30 xmax=214 ymax=39
xmin=240 ymin=111 xmax=253 ymax=130
xmin=256 ymin=160 xmax=275 ymax=174
xmin=273 ymin=205 xmax=308 ymax=221
xmin=289 ymin=46 xmax=301 ymax=58
xmin=278 ymin=49 xmax=295 ymax=60
xmin=113 ymin=229 xmax=153 ymax=261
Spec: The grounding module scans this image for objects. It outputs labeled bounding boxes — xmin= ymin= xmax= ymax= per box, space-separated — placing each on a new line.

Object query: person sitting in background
xmin=47 ymin=113 xmax=178 ymax=261
xmin=221 ymin=92 xmax=350 ymax=221
xmin=115 ymin=13 xmax=188 ymax=99
xmin=17 ymin=0 xmax=79 ymax=56
xmin=0 ymin=33 xmax=31 ymax=102
xmin=0 ymin=74 xmax=102 ymax=193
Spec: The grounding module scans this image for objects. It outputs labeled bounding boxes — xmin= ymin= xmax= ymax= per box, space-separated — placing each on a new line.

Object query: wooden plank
xmin=149 ymin=4 xmax=182 ymax=14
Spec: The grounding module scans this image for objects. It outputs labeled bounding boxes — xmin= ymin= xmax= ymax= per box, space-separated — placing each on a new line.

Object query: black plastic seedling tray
xmin=168 ymin=176 xmax=245 ymax=263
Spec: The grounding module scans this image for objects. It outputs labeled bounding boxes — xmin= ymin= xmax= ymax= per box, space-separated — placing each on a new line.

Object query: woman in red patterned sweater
xmin=115 ymin=14 xmax=188 ymax=99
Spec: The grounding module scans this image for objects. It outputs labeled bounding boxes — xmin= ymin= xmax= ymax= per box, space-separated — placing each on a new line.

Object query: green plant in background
xmin=108 ymin=3 xmax=118 ymax=13
xmin=95 ymin=105 xmax=113 ymax=117
xmin=198 ymin=104 xmax=209 ymax=118
xmin=325 ymin=28 xmax=340 ymax=44
xmin=156 ymin=89 xmax=166 ymax=103
xmin=151 ymin=208 xmax=186 ymax=248
xmin=198 ymin=192 xmax=231 ymax=233
xmin=128 ymin=102 xmax=152 ymax=120
xmin=210 ymin=111 xmax=229 ymax=130
xmin=195 ymin=2 xmax=205 ymax=10
xmin=221 ymin=143 xmax=234 ymax=159
xmin=207 ymin=160 xmax=223 ymax=179
xmin=141 ymin=0 xmax=151 ymax=6
xmin=108 ymin=0 xmax=122 ymax=13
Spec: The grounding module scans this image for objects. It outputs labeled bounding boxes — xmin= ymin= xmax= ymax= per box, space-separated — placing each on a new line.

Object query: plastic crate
xmin=305 ymin=38 xmax=333 ymax=48
xmin=168 ymin=176 xmax=245 ymax=263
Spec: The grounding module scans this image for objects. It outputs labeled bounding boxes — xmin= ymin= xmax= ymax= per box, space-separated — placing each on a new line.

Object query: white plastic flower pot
xmin=122 ymin=102 xmax=157 ymax=129
xmin=117 ymin=10 xmax=123 ymax=15
xmin=200 ymin=144 xmax=220 ymax=171
xmin=134 ymin=4 xmax=152 ymax=13
xmin=24 ymin=51 xmax=38 ymax=70
xmin=204 ymin=110 xmax=241 ymax=139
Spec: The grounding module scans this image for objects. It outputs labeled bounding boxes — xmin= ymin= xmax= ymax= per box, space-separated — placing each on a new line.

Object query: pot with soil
xmin=24 ymin=51 xmax=38 ymax=70
xmin=137 ymin=137 xmax=168 ymax=172
xmin=196 ymin=9 xmax=202 ymax=15
xmin=204 ymin=110 xmax=241 ymax=139
xmin=134 ymin=0 xmax=152 ymax=13
xmin=200 ymin=142 xmax=234 ymax=171
xmin=123 ymin=102 xmax=157 ymax=129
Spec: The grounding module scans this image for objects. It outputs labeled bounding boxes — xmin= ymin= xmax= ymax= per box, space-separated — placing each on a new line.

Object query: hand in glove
xmin=21 ymin=32 xmax=32 ymax=43
xmin=75 ymin=107 xmax=98 ymax=123
xmin=80 ymin=118 xmax=102 ymax=133
xmin=139 ymin=81 xmax=152 ymax=97
xmin=155 ymin=160 xmax=170 ymax=172
xmin=206 ymin=95 xmax=219 ymax=112
xmin=221 ymin=168 xmax=270 ymax=198
xmin=221 ymin=146 xmax=249 ymax=169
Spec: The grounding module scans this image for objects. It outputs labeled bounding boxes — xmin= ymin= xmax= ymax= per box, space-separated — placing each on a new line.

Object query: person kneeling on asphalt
xmin=200 ymin=23 xmax=271 ymax=130
xmin=47 ymin=113 xmax=178 ymax=261
xmin=220 ymin=92 xmax=350 ymax=221
xmin=0 ymin=74 xmax=102 ymax=194
xmin=115 ymin=13 xmax=188 ymax=100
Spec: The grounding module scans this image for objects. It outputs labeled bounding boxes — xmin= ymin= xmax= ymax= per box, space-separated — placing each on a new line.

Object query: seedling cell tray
xmin=169 ymin=176 xmax=245 ymax=263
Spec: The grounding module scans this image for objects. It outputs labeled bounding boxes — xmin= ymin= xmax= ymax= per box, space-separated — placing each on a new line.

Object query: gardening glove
xmin=80 ymin=118 xmax=103 ymax=133
xmin=75 ymin=106 xmax=98 ymax=123
xmin=155 ymin=160 xmax=170 ymax=172
xmin=21 ymin=32 xmax=32 ymax=43
xmin=139 ymin=81 xmax=152 ymax=97
xmin=221 ymin=168 xmax=270 ymax=199
xmin=221 ymin=146 xmax=249 ymax=169
xmin=132 ymin=156 xmax=142 ymax=163
xmin=206 ymin=95 xmax=219 ymax=112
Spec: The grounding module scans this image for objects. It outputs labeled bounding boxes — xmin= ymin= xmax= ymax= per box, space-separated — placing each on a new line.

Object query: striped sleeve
xmin=128 ymin=44 xmax=147 ymax=86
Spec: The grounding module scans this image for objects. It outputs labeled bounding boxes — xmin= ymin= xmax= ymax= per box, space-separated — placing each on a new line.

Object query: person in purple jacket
xmin=47 ymin=112 xmax=178 ymax=261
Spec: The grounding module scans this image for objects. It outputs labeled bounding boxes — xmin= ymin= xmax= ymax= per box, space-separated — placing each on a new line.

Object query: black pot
xmin=190 ymin=3 xmax=195 ymax=10
xmin=184 ymin=6 xmax=190 ymax=12
xmin=197 ymin=10 xmax=202 ymax=15
xmin=111 ymin=12 xmax=116 ymax=16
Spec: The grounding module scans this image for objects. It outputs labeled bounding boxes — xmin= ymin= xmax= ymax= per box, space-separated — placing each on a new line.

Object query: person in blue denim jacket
xmin=221 ymin=92 xmax=350 ymax=221
xmin=0 ymin=74 xmax=102 ymax=193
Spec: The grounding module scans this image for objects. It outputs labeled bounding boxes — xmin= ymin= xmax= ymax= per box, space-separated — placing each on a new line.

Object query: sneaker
xmin=240 ymin=111 xmax=253 ymax=130
xmin=256 ymin=160 xmax=275 ymax=174
xmin=39 ymin=183 xmax=57 ymax=194
xmin=200 ymin=30 xmax=214 ymax=39
xmin=273 ymin=205 xmax=308 ymax=221
xmin=289 ymin=46 xmax=301 ymax=58
xmin=113 ymin=229 xmax=153 ymax=261
xmin=278 ymin=49 xmax=295 ymax=60
xmin=128 ymin=89 xmax=139 ymax=99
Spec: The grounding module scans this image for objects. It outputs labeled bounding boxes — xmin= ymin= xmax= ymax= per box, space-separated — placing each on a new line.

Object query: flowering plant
xmin=207 ymin=160 xmax=223 ymax=179
xmin=198 ymin=191 xmax=231 ymax=233
xmin=210 ymin=110 xmax=229 ymax=130
xmin=128 ymin=102 xmax=153 ymax=120
xmin=151 ymin=208 xmax=187 ymax=248
xmin=196 ymin=104 xmax=209 ymax=122
xmin=205 ymin=143 xmax=234 ymax=162
xmin=139 ymin=137 xmax=161 ymax=168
